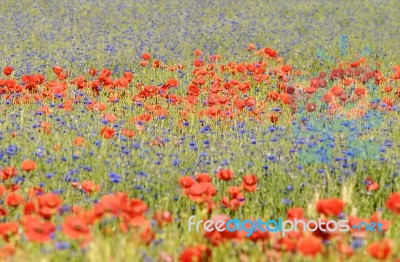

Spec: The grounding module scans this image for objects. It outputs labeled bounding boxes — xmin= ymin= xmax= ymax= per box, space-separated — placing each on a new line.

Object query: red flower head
xmin=153 ymin=211 xmax=173 ymax=227
xmin=365 ymin=177 xmax=379 ymax=191
xmin=21 ymin=159 xmax=36 ymax=172
xmin=0 ymin=166 xmax=17 ymax=180
xmin=386 ymin=192 xmax=400 ymax=214
xmin=62 ymin=215 xmax=91 ymax=239
xmin=23 ymin=216 xmax=56 ymax=243
xmin=242 ymin=174 xmax=257 ymax=192
xmin=141 ymin=53 xmax=152 ymax=60
xmin=0 ymin=243 xmax=15 ymax=260
xmin=316 ymin=198 xmax=344 ymax=217
xmin=3 ymin=66 xmax=13 ymax=76
xmin=367 ymin=239 xmax=395 ymax=261
xmin=247 ymin=43 xmax=256 ymax=51
xmin=52 ymin=66 xmax=63 ymax=75
xmin=89 ymin=68 xmax=97 ymax=76
xmin=188 ymin=182 xmax=216 ymax=203
xmin=179 ymin=245 xmax=211 ymax=262
xmin=104 ymin=113 xmax=117 ymax=123
xmin=121 ymin=128 xmax=136 ymax=138
xmin=216 ymin=169 xmax=234 ymax=181
xmin=81 ymin=181 xmax=100 ymax=194
xmin=178 ymin=176 xmax=196 ymax=190
xmin=196 ymin=173 xmax=211 ymax=183
xmin=286 ymin=207 xmax=305 ymax=221
xmin=37 ymin=193 xmax=63 ymax=218
xmin=100 ymin=126 xmax=115 ymax=139
xmin=0 ymin=222 xmax=19 ymax=242
xmin=5 ymin=192 xmax=24 ymax=208
xmin=193 ymin=49 xmax=202 ymax=56
xmin=298 ymin=236 xmax=323 ymax=257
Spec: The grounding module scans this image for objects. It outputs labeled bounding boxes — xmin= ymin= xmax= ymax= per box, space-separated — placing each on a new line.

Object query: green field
xmin=0 ymin=0 xmax=400 ymax=261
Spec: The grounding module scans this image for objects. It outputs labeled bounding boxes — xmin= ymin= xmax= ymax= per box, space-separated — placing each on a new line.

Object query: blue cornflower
xmin=109 ymin=172 xmax=122 ymax=183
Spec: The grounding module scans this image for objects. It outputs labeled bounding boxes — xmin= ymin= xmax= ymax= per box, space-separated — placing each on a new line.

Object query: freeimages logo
xmin=188 ymin=216 xmax=384 ymax=237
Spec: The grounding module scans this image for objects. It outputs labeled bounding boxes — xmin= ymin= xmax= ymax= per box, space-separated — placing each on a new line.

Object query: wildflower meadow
xmin=1 ymin=0 xmax=400 ymax=261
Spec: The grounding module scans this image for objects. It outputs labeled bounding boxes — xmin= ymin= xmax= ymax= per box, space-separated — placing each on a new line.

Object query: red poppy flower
xmin=370 ymin=212 xmax=391 ymax=232
xmin=193 ymin=59 xmax=204 ymax=67
xmin=98 ymin=69 xmax=111 ymax=81
xmin=88 ymin=68 xmax=97 ymax=76
xmin=280 ymin=93 xmax=294 ymax=104
xmin=153 ymin=211 xmax=173 ymax=227
xmin=245 ymin=218 xmax=270 ymax=242
xmin=95 ymin=193 xmax=127 ymax=217
xmin=117 ymin=77 xmax=129 ymax=88
xmin=121 ymin=128 xmax=136 ymax=138
xmin=123 ymin=71 xmax=133 ymax=81
xmin=355 ymin=86 xmax=366 ymax=96
xmin=3 ymin=66 xmax=13 ymax=76
xmin=140 ymin=226 xmax=155 ymax=245
xmin=142 ymin=53 xmax=151 ymax=60
xmin=286 ymin=207 xmax=305 ymax=220
xmin=165 ymin=78 xmax=179 ymax=88
xmin=267 ymin=91 xmax=280 ymax=101
xmin=336 ymin=240 xmax=353 ymax=259
xmin=100 ymin=126 xmax=115 ymax=139
xmin=298 ymin=236 xmax=323 ymax=257
xmin=52 ymin=66 xmax=63 ymax=75
xmin=386 ymin=192 xmax=400 ymax=214
xmin=365 ymin=177 xmax=379 ymax=191
xmin=140 ymin=60 xmax=148 ymax=67
xmin=242 ymin=174 xmax=257 ymax=192
xmin=0 ymin=184 xmax=6 ymax=196
xmin=367 ymin=239 xmax=394 ymax=260
xmin=221 ymin=196 xmax=238 ymax=210
xmin=74 ymin=136 xmax=85 ymax=147
xmin=264 ymin=47 xmax=278 ymax=58
xmin=0 ymin=222 xmax=19 ymax=242
xmin=80 ymin=181 xmax=100 ymax=194
xmin=0 ymin=207 xmax=7 ymax=217
xmin=123 ymin=198 xmax=148 ymax=219
xmin=37 ymin=193 xmax=62 ymax=218
xmin=5 ymin=192 xmax=24 ymax=207
xmin=247 ymin=43 xmax=256 ymax=51
xmin=0 ymin=243 xmax=15 ymax=259
xmin=268 ymin=113 xmax=279 ymax=124
xmin=21 ymin=159 xmax=36 ymax=172
xmin=316 ymin=198 xmax=344 ymax=217
xmin=304 ymin=86 xmax=316 ymax=94
xmin=132 ymin=113 xmax=153 ymax=123
xmin=227 ymin=186 xmax=244 ymax=200
xmin=193 ymin=49 xmax=202 ymax=56
xmin=0 ymin=166 xmax=17 ymax=180
xmin=24 ymin=201 xmax=36 ymax=216
xmin=57 ymin=72 xmax=67 ymax=80
xmin=216 ymin=169 xmax=234 ymax=181
xmin=306 ymin=103 xmax=317 ymax=112
xmin=196 ymin=173 xmax=211 ymax=183
xmin=322 ymin=93 xmax=333 ymax=103
xmin=92 ymin=102 xmax=107 ymax=111
xmin=330 ymin=86 xmax=344 ymax=96
xmin=23 ymin=216 xmax=56 ymax=243
xmin=104 ymin=113 xmax=117 ymax=123
xmin=188 ymin=182 xmax=216 ymax=202
xmin=179 ymin=245 xmax=211 ymax=262
xmin=286 ymin=86 xmax=295 ymax=94
xmin=62 ymin=215 xmax=91 ymax=239
xmin=275 ymin=232 xmax=301 ymax=252
xmin=178 ymin=176 xmax=196 ymax=189
xmin=203 ymin=214 xmax=239 ymax=245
